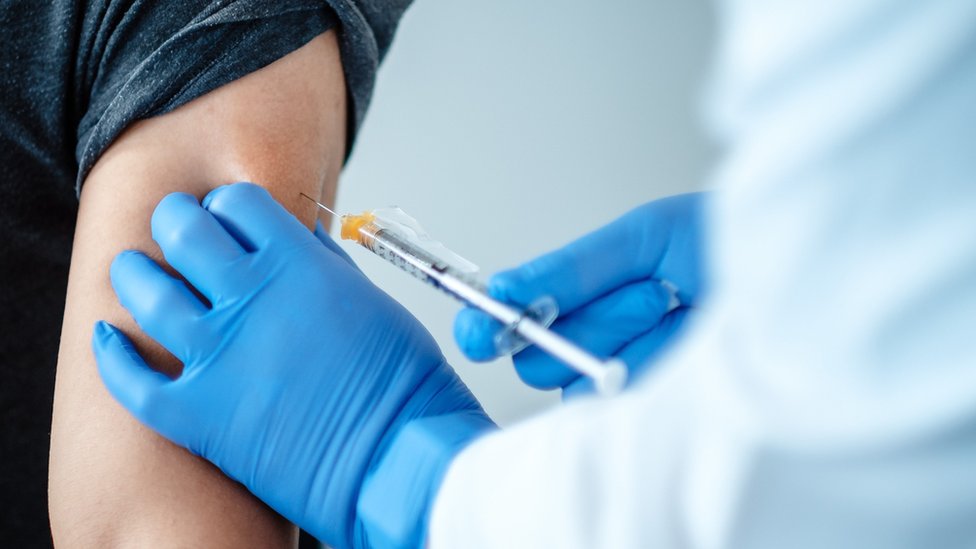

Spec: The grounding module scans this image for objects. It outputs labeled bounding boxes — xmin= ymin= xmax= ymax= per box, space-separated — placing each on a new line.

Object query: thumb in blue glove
xmin=93 ymin=183 xmax=494 ymax=549
xmin=455 ymin=192 xmax=707 ymax=396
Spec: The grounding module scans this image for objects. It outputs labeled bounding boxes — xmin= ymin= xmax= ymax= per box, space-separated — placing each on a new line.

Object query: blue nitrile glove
xmin=455 ymin=193 xmax=706 ymax=396
xmin=92 ymin=183 xmax=495 ymax=549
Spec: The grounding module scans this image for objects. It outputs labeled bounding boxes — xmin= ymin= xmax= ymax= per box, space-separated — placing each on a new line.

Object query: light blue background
xmin=337 ymin=0 xmax=716 ymax=425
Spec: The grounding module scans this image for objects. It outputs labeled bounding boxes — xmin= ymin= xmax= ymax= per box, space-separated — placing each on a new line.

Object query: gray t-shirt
xmin=0 ymin=0 xmax=409 ymax=544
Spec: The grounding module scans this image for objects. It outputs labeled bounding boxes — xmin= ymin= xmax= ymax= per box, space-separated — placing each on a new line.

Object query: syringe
xmin=301 ymin=194 xmax=627 ymax=396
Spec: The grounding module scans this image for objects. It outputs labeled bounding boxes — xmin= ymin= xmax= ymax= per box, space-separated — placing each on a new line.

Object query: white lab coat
xmin=429 ymin=1 xmax=976 ymax=547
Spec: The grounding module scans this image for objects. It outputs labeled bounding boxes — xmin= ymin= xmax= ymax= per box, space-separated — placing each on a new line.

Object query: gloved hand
xmin=455 ymin=193 xmax=706 ymax=396
xmin=93 ymin=183 xmax=494 ymax=549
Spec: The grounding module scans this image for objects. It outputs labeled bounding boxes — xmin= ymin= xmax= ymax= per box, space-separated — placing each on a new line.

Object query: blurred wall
xmin=335 ymin=0 xmax=717 ymax=426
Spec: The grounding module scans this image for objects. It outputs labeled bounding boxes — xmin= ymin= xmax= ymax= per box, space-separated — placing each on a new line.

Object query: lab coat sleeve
xmin=431 ymin=317 xmax=976 ymax=549
xmin=430 ymin=0 xmax=976 ymax=547
xmin=429 ymin=356 xmax=697 ymax=548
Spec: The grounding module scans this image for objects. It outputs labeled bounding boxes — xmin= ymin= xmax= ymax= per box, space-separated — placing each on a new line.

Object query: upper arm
xmin=49 ymin=31 xmax=345 ymax=547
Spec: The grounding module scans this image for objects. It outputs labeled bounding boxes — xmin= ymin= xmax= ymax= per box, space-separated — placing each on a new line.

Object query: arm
xmin=49 ymin=31 xmax=346 ymax=546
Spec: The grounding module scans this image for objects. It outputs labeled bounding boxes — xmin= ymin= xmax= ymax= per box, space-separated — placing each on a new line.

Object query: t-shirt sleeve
xmin=74 ymin=0 xmax=412 ymax=194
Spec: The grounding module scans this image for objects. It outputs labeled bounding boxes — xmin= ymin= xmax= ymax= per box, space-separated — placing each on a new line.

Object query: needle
xmin=299 ymin=192 xmax=342 ymax=217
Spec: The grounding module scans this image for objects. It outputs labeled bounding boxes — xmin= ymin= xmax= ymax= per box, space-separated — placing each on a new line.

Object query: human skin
xmin=48 ymin=31 xmax=346 ymax=547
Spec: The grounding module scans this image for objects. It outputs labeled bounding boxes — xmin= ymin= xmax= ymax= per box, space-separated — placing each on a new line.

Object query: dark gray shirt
xmin=0 ymin=0 xmax=409 ymax=544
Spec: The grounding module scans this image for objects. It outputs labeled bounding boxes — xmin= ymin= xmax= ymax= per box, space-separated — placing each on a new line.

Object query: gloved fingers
xmin=151 ymin=192 xmax=248 ymax=303
xmin=92 ymin=321 xmax=186 ymax=444
xmin=510 ymin=345 xmax=579 ymax=389
xmin=453 ymin=307 xmax=506 ymax=362
xmin=561 ymin=374 xmax=595 ymax=399
xmin=456 ymin=275 xmax=672 ymax=367
xmin=559 ymin=308 xmax=695 ymax=399
xmin=489 ymin=194 xmax=704 ymax=314
xmin=313 ymin=220 xmax=358 ymax=269
xmin=615 ymin=306 xmax=694 ymax=378
xmin=110 ymin=250 xmax=210 ymax=362
xmin=507 ymin=279 xmax=675 ymax=389
xmin=486 ymin=209 xmax=661 ymax=314
xmin=201 ymin=183 xmax=314 ymax=252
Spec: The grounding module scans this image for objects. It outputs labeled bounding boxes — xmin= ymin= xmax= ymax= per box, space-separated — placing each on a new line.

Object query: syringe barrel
xmin=355 ymin=222 xmax=485 ymax=292
xmin=355 ymin=222 xmax=626 ymax=395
